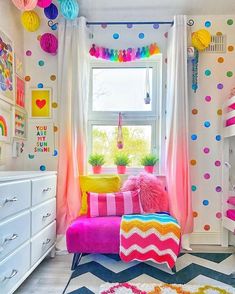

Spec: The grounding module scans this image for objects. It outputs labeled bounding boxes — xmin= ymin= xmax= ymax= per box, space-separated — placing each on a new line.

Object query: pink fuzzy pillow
xmin=121 ymin=172 xmax=168 ymax=213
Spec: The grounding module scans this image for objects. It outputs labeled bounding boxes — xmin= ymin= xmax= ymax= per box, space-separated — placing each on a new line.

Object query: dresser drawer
xmin=0 ymin=242 xmax=30 ymax=294
xmin=32 ymin=176 xmax=57 ymax=206
xmin=0 ymin=211 xmax=30 ymax=262
xmin=31 ymin=198 xmax=56 ymax=236
xmin=31 ymin=221 xmax=56 ymax=265
xmin=0 ymin=180 xmax=31 ymax=221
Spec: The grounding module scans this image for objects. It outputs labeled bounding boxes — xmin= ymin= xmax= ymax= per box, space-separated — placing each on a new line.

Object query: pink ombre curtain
xmin=166 ymin=15 xmax=193 ymax=236
xmin=57 ymin=17 xmax=89 ymax=235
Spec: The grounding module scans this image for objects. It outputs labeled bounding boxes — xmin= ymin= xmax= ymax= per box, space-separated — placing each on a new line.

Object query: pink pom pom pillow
xmin=121 ymin=172 xmax=169 ymax=213
xmin=87 ymin=190 xmax=143 ymax=217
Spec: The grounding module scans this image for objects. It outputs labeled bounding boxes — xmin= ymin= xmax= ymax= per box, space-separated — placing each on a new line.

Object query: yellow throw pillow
xmin=79 ymin=175 xmax=121 ymax=215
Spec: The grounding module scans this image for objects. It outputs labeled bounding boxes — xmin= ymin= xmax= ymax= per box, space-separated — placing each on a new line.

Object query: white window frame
xmin=88 ymin=55 xmax=163 ymax=174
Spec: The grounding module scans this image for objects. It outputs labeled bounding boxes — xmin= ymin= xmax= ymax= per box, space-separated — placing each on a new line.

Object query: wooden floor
xmin=15 ymin=254 xmax=73 ymax=294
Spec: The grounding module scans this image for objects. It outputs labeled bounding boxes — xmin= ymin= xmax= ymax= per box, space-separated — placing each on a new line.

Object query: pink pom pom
xmin=37 ymin=0 xmax=52 ymax=8
xmin=12 ymin=0 xmax=37 ymax=11
xmin=40 ymin=33 xmax=58 ymax=55
xmin=89 ymin=44 xmax=96 ymax=56
xmin=94 ymin=47 xmax=100 ymax=58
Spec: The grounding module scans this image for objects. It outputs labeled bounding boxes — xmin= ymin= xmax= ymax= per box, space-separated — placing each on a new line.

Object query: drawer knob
xmin=3 ymin=234 xmax=18 ymax=245
xmin=42 ymin=213 xmax=51 ymax=219
xmin=42 ymin=238 xmax=51 ymax=246
xmin=3 ymin=269 xmax=18 ymax=281
xmin=0 ymin=197 xmax=18 ymax=207
xmin=42 ymin=187 xmax=51 ymax=193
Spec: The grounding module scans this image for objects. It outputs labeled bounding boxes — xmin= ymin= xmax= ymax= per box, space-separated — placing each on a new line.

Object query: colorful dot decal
xmin=193 ymin=211 xmax=198 ymax=218
xmin=191 ymin=185 xmax=197 ymax=191
xmin=28 ymin=154 xmax=34 ymax=159
xmin=228 ymin=45 xmax=234 ymax=51
xmin=203 ymin=200 xmax=209 ymax=206
xmin=216 ymin=32 xmax=222 ymax=36
xmin=101 ymin=24 xmax=107 ymax=29
xmin=205 ymin=21 xmax=211 ymax=27
xmin=26 ymin=50 xmax=32 ymax=56
xmin=191 ymin=134 xmax=197 ymax=140
xmin=216 ymin=186 xmax=222 ymax=192
xmin=40 ymin=165 xmax=46 ymax=171
xmin=38 ymin=60 xmax=45 ymax=66
xmin=138 ymin=33 xmax=145 ymax=39
xmin=37 ymin=35 xmax=41 ymax=41
xmin=53 ymin=149 xmax=58 ymax=156
xmin=217 ymin=109 xmax=222 ymax=116
xmin=216 ymin=212 xmax=222 ymax=219
xmin=53 ymin=126 xmax=58 ymax=132
xmin=127 ymin=24 xmax=133 ymax=28
xmin=204 ymin=173 xmax=210 ymax=180
xmin=37 ymin=83 xmax=43 ymax=88
xmin=205 ymin=69 xmax=211 ymax=76
xmin=153 ymin=23 xmax=159 ymax=29
xmin=204 ymin=224 xmax=210 ymax=231
xmin=215 ymin=135 xmax=221 ymax=141
xmin=203 ymin=147 xmax=210 ymax=154
xmin=205 ymin=96 xmax=211 ymax=102
xmin=227 ymin=71 xmax=233 ymax=77
xmin=192 ymin=109 xmax=198 ymax=115
xmin=227 ymin=19 xmax=233 ymax=25
xmin=215 ymin=160 xmax=221 ymax=167
xmin=113 ymin=33 xmax=119 ymax=39
xmin=217 ymin=83 xmax=223 ymax=89
xmin=52 ymin=102 xmax=58 ymax=108
xmin=204 ymin=121 xmax=211 ymax=128
xmin=164 ymin=32 xmax=168 ymax=38
xmin=50 ymin=75 xmax=56 ymax=81
xmin=217 ymin=57 xmax=224 ymax=63
xmin=190 ymin=159 xmax=197 ymax=166
xmin=25 ymin=76 xmax=31 ymax=82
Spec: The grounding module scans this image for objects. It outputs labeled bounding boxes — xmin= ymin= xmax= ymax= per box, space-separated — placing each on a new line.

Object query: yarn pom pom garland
xmin=89 ymin=43 xmax=160 ymax=62
xmin=40 ymin=33 xmax=58 ymax=55
xmin=21 ymin=10 xmax=40 ymax=32
xmin=12 ymin=0 xmax=37 ymax=11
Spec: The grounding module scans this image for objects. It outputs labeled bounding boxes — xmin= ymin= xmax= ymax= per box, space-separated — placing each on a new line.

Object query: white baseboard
xmin=190 ymin=232 xmax=221 ymax=245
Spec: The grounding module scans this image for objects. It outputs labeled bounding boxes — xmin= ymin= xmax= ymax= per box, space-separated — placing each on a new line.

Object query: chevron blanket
xmin=119 ymin=213 xmax=181 ymax=269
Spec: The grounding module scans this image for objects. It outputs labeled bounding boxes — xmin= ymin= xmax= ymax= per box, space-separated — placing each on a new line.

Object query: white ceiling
xmin=78 ymin=0 xmax=235 ymax=21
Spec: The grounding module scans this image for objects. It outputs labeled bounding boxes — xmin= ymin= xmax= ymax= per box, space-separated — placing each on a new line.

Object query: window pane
xmin=92 ymin=68 xmax=153 ymax=111
xmin=92 ymin=125 xmax=151 ymax=167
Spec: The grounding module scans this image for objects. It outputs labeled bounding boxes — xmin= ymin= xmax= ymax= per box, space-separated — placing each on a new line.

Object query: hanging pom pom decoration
xmin=40 ymin=33 xmax=58 ymax=55
xmin=117 ymin=113 xmax=124 ymax=149
xmin=191 ymin=29 xmax=211 ymax=51
xmin=44 ymin=3 xmax=59 ymax=20
xmin=37 ymin=0 xmax=52 ymax=8
xmin=21 ymin=11 xmax=40 ymax=32
xmin=192 ymin=49 xmax=199 ymax=92
xmin=59 ymin=0 xmax=79 ymax=20
xmin=12 ymin=0 xmax=37 ymax=11
xmin=89 ymin=43 xmax=160 ymax=62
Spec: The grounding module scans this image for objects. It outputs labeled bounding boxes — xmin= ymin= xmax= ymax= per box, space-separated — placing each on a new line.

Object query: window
xmin=88 ymin=57 xmax=162 ymax=171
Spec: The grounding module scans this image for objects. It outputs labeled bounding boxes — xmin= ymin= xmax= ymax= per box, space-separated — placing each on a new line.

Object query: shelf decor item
xmin=140 ymin=154 xmax=158 ymax=173
xmin=14 ymin=108 xmax=27 ymax=140
xmin=114 ymin=153 xmax=130 ymax=174
xmin=88 ymin=154 xmax=105 ymax=174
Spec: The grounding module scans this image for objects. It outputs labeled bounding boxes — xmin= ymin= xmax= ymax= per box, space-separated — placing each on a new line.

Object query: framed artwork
xmin=0 ymin=99 xmax=12 ymax=143
xmin=16 ymin=75 xmax=25 ymax=109
xmin=30 ymin=88 xmax=52 ymax=119
xmin=14 ymin=107 xmax=27 ymax=140
xmin=0 ymin=29 xmax=14 ymax=104
xmin=15 ymin=55 xmax=24 ymax=78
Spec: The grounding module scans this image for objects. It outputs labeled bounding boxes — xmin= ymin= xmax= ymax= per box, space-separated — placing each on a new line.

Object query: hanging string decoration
xmin=21 ymin=11 xmax=40 ymax=32
xmin=89 ymin=43 xmax=160 ymax=62
xmin=40 ymin=33 xmax=58 ymax=55
xmin=117 ymin=113 xmax=124 ymax=149
xmin=12 ymin=0 xmax=37 ymax=11
xmin=58 ymin=0 xmax=79 ymax=20
xmin=192 ymin=49 xmax=199 ymax=92
xmin=37 ymin=0 xmax=52 ymax=8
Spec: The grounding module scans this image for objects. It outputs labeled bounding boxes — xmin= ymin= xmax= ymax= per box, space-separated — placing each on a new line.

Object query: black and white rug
xmin=64 ymin=253 xmax=235 ymax=293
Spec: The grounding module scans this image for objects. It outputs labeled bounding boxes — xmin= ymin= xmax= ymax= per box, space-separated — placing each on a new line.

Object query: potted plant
xmin=88 ymin=154 xmax=105 ymax=174
xmin=114 ymin=153 xmax=130 ymax=174
xmin=140 ymin=154 xmax=158 ymax=173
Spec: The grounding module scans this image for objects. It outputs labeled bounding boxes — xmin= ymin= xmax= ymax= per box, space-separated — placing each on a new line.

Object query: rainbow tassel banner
xmin=89 ymin=43 xmax=160 ymax=62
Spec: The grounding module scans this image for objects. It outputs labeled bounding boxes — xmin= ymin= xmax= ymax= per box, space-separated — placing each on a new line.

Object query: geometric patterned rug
xmin=65 ymin=253 xmax=235 ymax=293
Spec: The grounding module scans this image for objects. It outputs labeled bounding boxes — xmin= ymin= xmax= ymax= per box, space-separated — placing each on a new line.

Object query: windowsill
xmin=88 ymin=168 xmax=166 ymax=178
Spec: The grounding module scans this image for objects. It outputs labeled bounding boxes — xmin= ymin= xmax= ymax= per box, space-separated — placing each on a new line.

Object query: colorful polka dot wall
xmin=189 ymin=16 xmax=235 ymax=235
xmin=24 ymin=2 xmax=58 ymax=172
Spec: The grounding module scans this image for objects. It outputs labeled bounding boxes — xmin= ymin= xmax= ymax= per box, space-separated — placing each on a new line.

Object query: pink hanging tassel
xmin=117 ymin=112 xmax=124 ymax=149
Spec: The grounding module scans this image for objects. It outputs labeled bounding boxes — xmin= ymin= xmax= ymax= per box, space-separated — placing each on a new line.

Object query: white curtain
xmin=166 ymin=15 xmax=193 ymax=245
xmin=57 ymin=16 xmax=89 ymax=236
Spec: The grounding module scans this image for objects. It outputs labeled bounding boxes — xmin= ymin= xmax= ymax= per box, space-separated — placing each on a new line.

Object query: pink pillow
xmin=121 ymin=172 xmax=169 ymax=213
xmin=87 ymin=190 xmax=143 ymax=217
xmin=227 ymin=197 xmax=235 ymax=206
xmin=227 ymin=209 xmax=235 ymax=221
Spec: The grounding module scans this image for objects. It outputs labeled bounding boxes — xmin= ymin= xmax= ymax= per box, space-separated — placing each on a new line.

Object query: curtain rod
xmin=86 ymin=19 xmax=194 ymax=26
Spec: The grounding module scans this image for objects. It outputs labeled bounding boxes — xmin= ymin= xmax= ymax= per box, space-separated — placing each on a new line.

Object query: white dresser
xmin=0 ymin=171 xmax=57 ymax=294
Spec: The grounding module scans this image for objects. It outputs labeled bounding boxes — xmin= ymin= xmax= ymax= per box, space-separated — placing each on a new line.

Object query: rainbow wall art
xmin=0 ymin=115 xmax=7 ymax=137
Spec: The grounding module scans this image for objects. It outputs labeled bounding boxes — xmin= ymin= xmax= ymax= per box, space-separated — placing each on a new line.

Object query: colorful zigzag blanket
xmin=119 ymin=213 xmax=181 ymax=269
